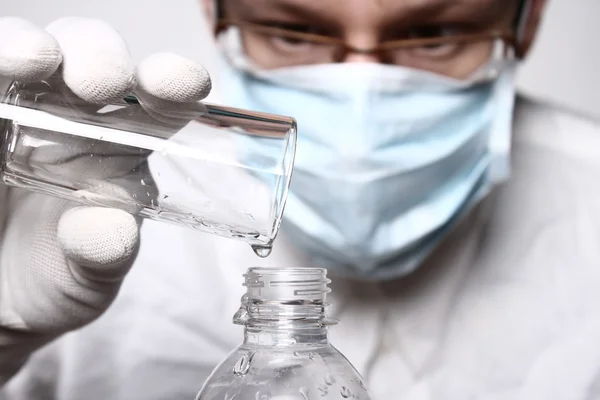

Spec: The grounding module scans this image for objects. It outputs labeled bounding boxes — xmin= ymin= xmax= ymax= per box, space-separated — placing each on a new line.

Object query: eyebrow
xmin=387 ymin=0 xmax=513 ymax=24
xmin=225 ymin=0 xmax=342 ymax=26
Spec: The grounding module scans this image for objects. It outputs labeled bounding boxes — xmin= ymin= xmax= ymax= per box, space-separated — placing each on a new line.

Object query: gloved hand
xmin=0 ymin=17 xmax=212 ymax=383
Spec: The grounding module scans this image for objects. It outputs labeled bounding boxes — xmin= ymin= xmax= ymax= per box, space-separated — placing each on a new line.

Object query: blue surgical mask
xmin=218 ymin=40 xmax=517 ymax=280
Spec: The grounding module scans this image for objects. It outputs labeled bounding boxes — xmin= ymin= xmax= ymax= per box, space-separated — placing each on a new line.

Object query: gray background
xmin=3 ymin=0 xmax=599 ymax=118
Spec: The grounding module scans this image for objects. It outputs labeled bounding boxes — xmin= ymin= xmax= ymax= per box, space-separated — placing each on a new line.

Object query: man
xmin=3 ymin=0 xmax=600 ymax=398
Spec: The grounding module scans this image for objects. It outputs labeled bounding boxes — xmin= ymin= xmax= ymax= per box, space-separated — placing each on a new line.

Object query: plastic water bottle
xmin=196 ymin=267 xmax=372 ymax=400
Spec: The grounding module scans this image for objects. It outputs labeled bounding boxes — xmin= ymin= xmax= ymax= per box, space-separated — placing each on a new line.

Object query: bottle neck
xmin=234 ymin=268 xmax=337 ymax=347
xmin=243 ymin=323 xmax=329 ymax=346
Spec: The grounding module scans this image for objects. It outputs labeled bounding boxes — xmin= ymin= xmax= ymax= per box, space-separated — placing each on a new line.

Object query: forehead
xmin=225 ymin=0 xmax=512 ymax=27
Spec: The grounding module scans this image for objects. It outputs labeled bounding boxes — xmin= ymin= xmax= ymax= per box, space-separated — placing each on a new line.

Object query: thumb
xmin=58 ymin=207 xmax=140 ymax=284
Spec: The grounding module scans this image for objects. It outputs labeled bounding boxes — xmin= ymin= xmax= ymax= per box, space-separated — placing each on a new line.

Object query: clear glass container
xmin=196 ymin=267 xmax=372 ymax=400
xmin=0 ymin=77 xmax=296 ymax=251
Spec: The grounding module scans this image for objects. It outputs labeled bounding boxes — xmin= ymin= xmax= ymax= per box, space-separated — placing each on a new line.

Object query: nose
xmin=341 ymin=32 xmax=383 ymax=64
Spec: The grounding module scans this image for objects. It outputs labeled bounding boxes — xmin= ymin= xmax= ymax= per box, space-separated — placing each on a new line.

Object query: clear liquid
xmin=251 ymin=244 xmax=273 ymax=258
xmin=2 ymin=122 xmax=284 ymax=248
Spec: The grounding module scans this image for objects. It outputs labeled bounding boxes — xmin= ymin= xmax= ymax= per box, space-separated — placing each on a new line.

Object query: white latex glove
xmin=0 ymin=17 xmax=212 ymax=383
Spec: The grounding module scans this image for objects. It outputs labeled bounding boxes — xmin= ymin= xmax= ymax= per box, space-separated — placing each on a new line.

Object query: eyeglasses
xmin=216 ymin=19 xmax=518 ymax=78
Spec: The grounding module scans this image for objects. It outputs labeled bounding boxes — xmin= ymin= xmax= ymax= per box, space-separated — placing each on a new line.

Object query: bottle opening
xmin=234 ymin=267 xmax=337 ymax=328
xmin=243 ymin=267 xmax=331 ymax=302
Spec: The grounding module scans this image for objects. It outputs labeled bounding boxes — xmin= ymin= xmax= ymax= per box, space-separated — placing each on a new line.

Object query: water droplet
xmin=162 ymin=195 xmax=169 ymax=199
xmin=132 ymin=193 xmax=137 ymax=199
xmin=308 ymin=352 xmax=316 ymax=360
xmin=325 ymin=374 xmax=336 ymax=385
xmin=224 ymin=393 xmax=236 ymax=400
xmin=251 ymin=244 xmax=272 ymax=258
xmin=232 ymin=351 xmax=255 ymax=376
xmin=233 ymin=307 xmax=248 ymax=323
xmin=299 ymin=387 xmax=309 ymax=400
xmin=340 ymin=386 xmax=352 ymax=398
xmin=317 ymin=385 xmax=328 ymax=396
xmin=140 ymin=179 xmax=146 ymax=186
xmin=255 ymin=392 xmax=269 ymax=400
xmin=293 ymin=351 xmax=300 ymax=357
xmin=357 ymin=379 xmax=367 ymax=391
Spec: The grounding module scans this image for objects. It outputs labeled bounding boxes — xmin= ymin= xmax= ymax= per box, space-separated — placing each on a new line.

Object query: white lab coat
xmin=4 ymin=95 xmax=600 ymax=400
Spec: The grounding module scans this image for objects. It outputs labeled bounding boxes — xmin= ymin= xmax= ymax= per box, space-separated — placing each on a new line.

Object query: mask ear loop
xmin=514 ymin=0 xmax=533 ymax=59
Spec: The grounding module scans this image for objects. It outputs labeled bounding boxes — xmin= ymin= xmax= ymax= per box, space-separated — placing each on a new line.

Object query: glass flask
xmin=0 ymin=77 xmax=296 ymax=251
xmin=196 ymin=267 xmax=373 ymax=400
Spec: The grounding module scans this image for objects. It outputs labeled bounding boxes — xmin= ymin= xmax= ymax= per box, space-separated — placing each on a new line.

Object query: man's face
xmin=219 ymin=0 xmax=528 ymax=78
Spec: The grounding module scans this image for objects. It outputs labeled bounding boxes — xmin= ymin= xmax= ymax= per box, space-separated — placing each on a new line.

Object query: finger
xmin=135 ymin=53 xmax=210 ymax=125
xmin=5 ymin=115 xmax=159 ymax=211
xmin=136 ymin=52 xmax=211 ymax=102
xmin=0 ymin=17 xmax=62 ymax=82
xmin=19 ymin=124 xmax=147 ymax=178
xmin=45 ymin=17 xmax=136 ymax=104
xmin=135 ymin=85 xmax=208 ymax=127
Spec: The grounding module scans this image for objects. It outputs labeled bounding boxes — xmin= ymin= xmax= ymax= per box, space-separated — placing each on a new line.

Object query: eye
xmin=406 ymin=25 xmax=464 ymax=55
xmin=263 ymin=23 xmax=329 ymax=50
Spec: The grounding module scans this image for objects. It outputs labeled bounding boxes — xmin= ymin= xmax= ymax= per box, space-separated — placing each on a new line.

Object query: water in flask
xmin=0 ymin=77 xmax=296 ymax=253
